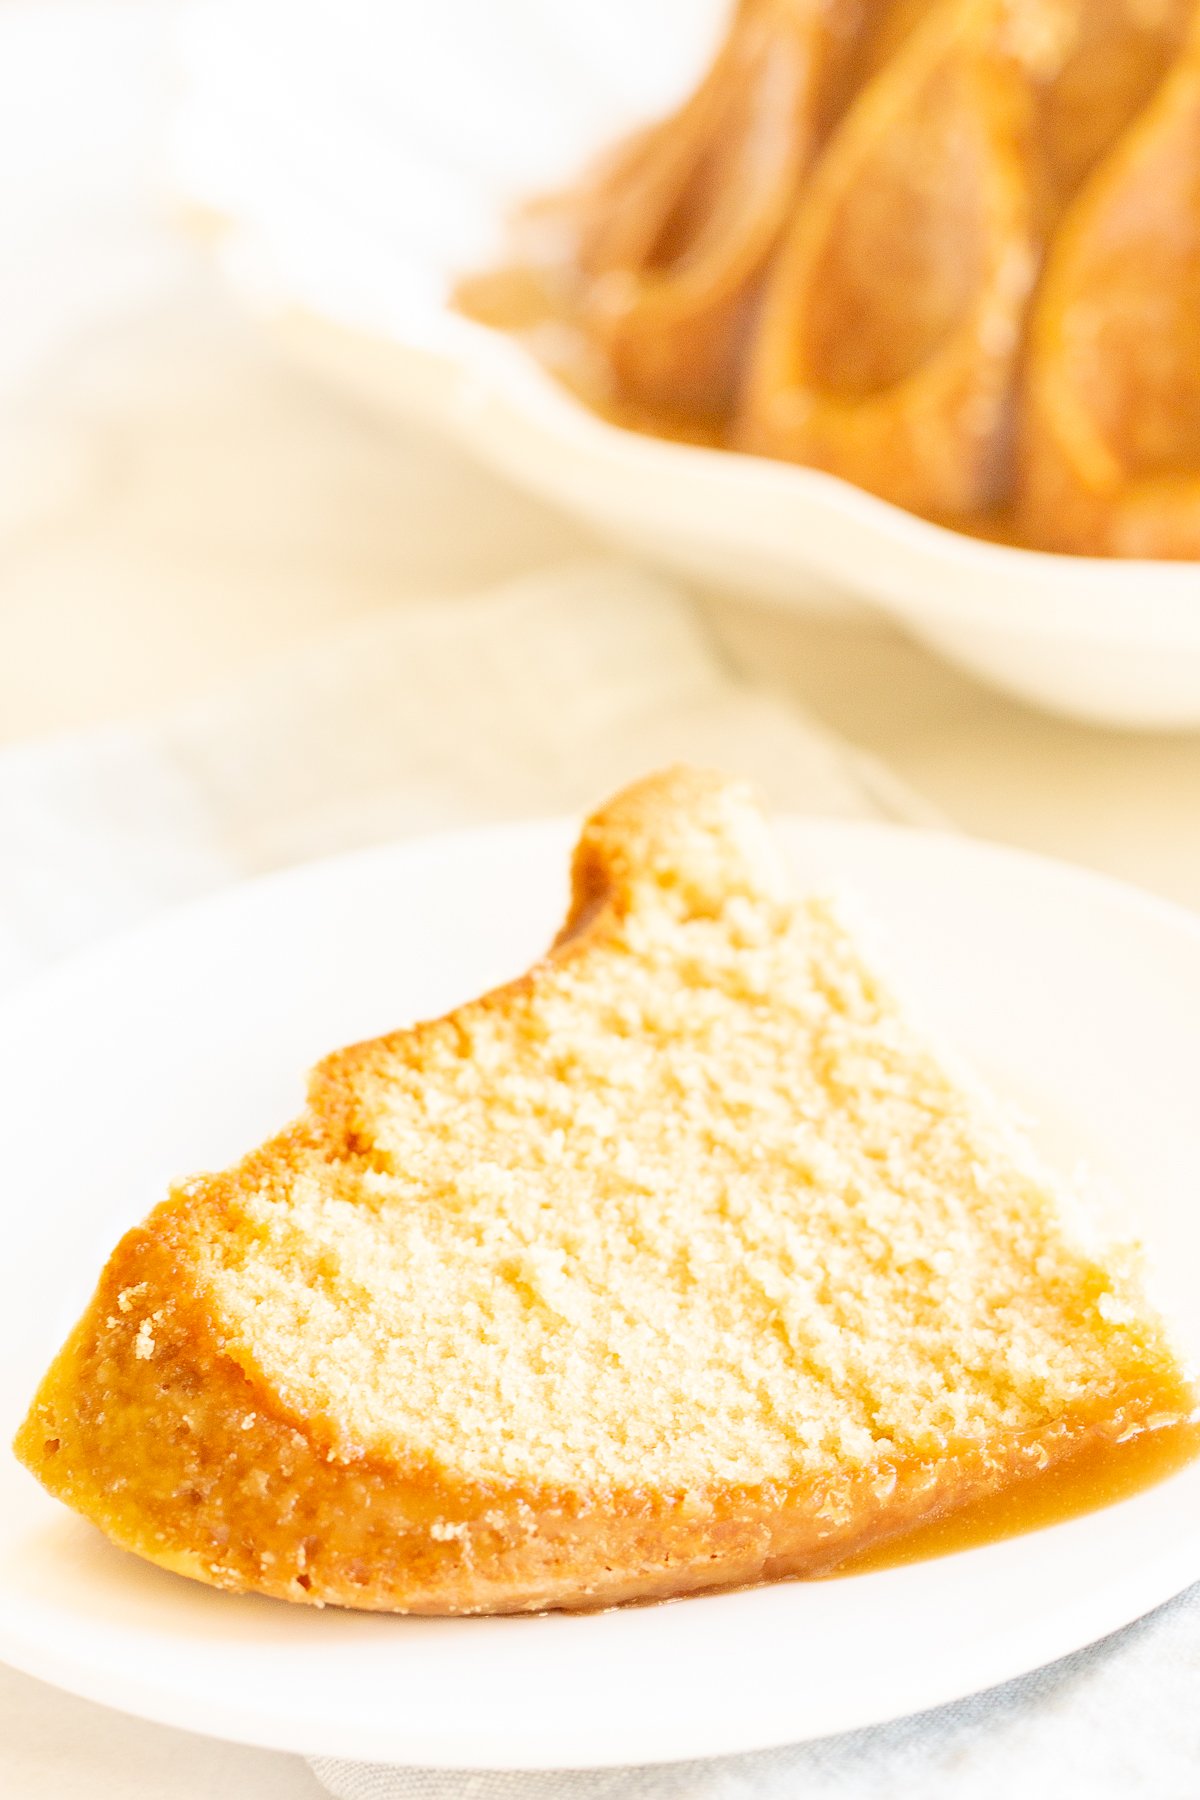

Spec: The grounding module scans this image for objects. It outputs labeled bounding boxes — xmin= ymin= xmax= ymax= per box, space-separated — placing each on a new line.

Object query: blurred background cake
xmin=460 ymin=0 xmax=1200 ymax=557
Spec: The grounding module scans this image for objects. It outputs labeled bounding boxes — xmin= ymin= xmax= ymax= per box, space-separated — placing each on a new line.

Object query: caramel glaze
xmin=453 ymin=266 xmax=1037 ymax=545
xmin=827 ymin=1417 xmax=1200 ymax=1578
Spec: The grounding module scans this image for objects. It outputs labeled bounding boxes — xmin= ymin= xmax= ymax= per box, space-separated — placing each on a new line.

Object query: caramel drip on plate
xmin=831 ymin=1417 xmax=1200 ymax=1575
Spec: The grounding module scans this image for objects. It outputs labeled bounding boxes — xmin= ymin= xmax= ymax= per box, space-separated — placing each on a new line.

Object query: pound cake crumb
xmin=14 ymin=768 xmax=1194 ymax=1611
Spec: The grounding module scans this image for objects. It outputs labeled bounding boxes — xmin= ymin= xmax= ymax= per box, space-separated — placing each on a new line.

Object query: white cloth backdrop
xmin=0 ymin=558 xmax=917 ymax=987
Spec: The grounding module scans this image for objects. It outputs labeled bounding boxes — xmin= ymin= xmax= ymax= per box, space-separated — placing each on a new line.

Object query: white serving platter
xmin=172 ymin=0 xmax=1200 ymax=728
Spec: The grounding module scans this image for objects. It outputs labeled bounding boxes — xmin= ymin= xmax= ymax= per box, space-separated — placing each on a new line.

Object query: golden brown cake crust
xmin=14 ymin=767 xmax=1195 ymax=1612
xmin=18 ymin=1212 xmax=1179 ymax=1613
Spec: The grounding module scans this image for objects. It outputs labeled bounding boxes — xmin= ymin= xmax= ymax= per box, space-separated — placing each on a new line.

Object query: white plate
xmin=171 ymin=0 xmax=1200 ymax=729
xmin=2 ymin=817 xmax=1200 ymax=1768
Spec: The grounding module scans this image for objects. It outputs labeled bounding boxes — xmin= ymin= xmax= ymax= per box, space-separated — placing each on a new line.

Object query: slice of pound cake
xmin=14 ymin=768 xmax=1195 ymax=1611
